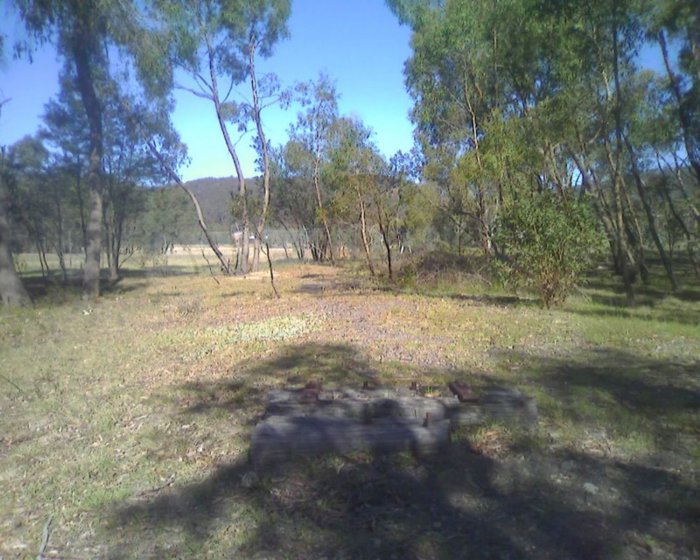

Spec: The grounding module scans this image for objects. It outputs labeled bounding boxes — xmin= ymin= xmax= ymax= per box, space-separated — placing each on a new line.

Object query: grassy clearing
xmin=1 ymin=259 xmax=698 ymax=559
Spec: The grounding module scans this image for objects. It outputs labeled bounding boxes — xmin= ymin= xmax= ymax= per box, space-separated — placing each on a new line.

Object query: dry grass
xmin=1 ymin=261 xmax=699 ymax=558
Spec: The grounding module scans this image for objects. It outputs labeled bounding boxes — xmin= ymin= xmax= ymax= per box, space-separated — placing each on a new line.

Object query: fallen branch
xmin=263 ymin=241 xmax=279 ymax=298
xmin=36 ymin=515 xmax=52 ymax=560
xmin=0 ymin=373 xmax=25 ymax=394
xmin=200 ymin=248 xmax=221 ymax=285
xmin=136 ymin=474 xmax=176 ymax=498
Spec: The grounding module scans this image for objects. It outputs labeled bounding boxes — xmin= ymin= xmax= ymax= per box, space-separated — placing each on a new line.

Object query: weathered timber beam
xmin=250 ymin=417 xmax=450 ymax=465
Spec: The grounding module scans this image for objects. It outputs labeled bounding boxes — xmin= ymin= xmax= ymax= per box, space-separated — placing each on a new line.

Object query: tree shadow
xmin=18 ymin=263 xmax=210 ymax=302
xmin=171 ymin=344 xmax=385 ymax=429
xmin=107 ymin=444 xmax=613 ymax=559
xmin=582 ymin=263 xmax=700 ymax=306
xmin=437 ymin=293 xmax=539 ymax=308
xmin=117 ymin=265 xmax=212 ymax=279
xmin=575 ymin=306 xmax=700 ymax=327
xmin=104 ymin=343 xmax=700 ymax=559
xmin=19 ymin=273 xmax=150 ymax=302
xmin=496 ymin=347 xmax=700 ymax=445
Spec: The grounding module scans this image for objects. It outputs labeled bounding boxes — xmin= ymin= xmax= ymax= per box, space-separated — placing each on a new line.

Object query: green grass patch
xmin=1 ymin=261 xmax=698 ymax=559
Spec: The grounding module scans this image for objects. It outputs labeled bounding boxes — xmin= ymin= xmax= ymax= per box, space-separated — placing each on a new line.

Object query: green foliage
xmin=493 ymin=193 xmax=604 ymax=307
xmin=388 ymin=0 xmax=700 ymax=294
xmin=134 ymin=186 xmax=196 ymax=252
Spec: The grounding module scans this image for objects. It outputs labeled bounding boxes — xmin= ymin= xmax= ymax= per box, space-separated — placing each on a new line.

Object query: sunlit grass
xmin=1 ymin=258 xmax=698 ymax=557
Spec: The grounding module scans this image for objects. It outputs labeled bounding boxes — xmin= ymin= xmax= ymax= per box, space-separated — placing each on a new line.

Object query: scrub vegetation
xmin=1 ymin=0 xmax=699 ymax=558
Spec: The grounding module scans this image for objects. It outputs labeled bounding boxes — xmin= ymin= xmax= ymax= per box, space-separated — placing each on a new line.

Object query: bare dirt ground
xmin=1 ymin=263 xmax=698 ymax=559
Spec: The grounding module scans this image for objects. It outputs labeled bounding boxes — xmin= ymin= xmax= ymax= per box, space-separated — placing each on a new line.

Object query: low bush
xmin=493 ymin=192 xmax=604 ymax=307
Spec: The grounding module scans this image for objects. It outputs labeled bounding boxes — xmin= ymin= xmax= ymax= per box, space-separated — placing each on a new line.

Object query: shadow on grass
xmin=117 ymin=265 xmax=214 ymax=279
xmin=569 ymin=295 xmax=700 ymax=326
xmin=439 ymin=293 xmax=539 ymax=308
xmin=498 ymin=347 xmax=700 ymax=447
xmin=582 ymin=259 xmax=700 ymax=306
xmin=175 ymin=344 xmax=382 ymax=427
xmin=20 ymin=264 xmax=207 ymax=303
xmin=21 ymin=273 xmax=149 ymax=302
xmin=105 ymin=343 xmax=700 ymax=559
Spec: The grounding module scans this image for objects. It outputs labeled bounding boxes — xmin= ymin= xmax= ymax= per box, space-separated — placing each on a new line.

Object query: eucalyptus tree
xmin=382 ymin=149 xmax=437 ymax=263
xmin=0 ymin=145 xmax=31 ymax=306
xmin=102 ymin=94 xmax=168 ymax=279
xmin=647 ymin=0 xmax=700 ymax=190
xmin=14 ymin=0 xmax=171 ymax=299
xmin=38 ymin=70 xmax=164 ymax=280
xmin=136 ymin=99 xmax=237 ymax=273
xmin=3 ymin=136 xmax=54 ymax=277
xmin=393 ymin=0 xmax=552 ymax=255
xmin=642 ymin=0 xmax=700 ymax=255
xmin=41 ymin=71 xmax=91 ymax=256
xmin=326 ymin=117 xmax=386 ymax=276
xmin=374 ymin=153 xmax=407 ymax=280
xmin=154 ymin=0 xmax=291 ymax=274
xmin=290 ymin=74 xmax=340 ymax=263
xmin=0 ymin=39 xmax=30 ymax=305
xmin=389 ymin=0 xmax=689 ymax=297
xmin=269 ymin=140 xmax=318 ymax=260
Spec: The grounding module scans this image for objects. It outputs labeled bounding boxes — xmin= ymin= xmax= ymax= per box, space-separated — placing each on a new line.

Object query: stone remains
xmin=250 ymin=381 xmax=537 ymax=465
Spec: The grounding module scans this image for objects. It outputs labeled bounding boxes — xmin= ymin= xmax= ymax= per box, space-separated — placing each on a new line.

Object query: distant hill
xmin=171 ymin=176 xmax=262 ymax=231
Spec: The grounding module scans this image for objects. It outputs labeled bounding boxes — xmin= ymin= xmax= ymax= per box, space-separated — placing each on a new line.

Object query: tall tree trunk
xmin=653 ymin=150 xmax=700 ymax=274
xmin=620 ymin=177 xmax=649 ymax=284
xmin=456 ymin=216 xmax=463 ymax=256
xmin=104 ymin=199 xmax=118 ymax=281
xmin=74 ymin=162 xmax=88 ymax=257
xmin=114 ymin=212 xmax=124 ymax=277
xmin=572 ymin=138 xmax=633 ymax=280
xmin=239 ymin=227 xmax=250 ymax=274
xmin=476 ymin=183 xmax=492 ymax=256
xmin=377 ymin=212 xmax=393 ymax=280
xmin=104 ymin=177 xmax=119 ymax=282
xmin=659 ymin=31 xmax=700 ymax=188
xmin=569 ymin=148 xmax=619 ymax=269
xmin=0 ymin=200 xmax=30 ymax=306
xmin=35 ymin=239 xmax=47 ymax=279
xmin=203 ymin=34 xmax=249 ymax=274
xmin=313 ymin=158 xmax=335 ymax=264
xmin=624 ymin=134 xmax=678 ymax=290
xmin=610 ymin=20 xmax=636 ymax=301
xmin=108 ymin=239 xmax=119 ymax=281
xmin=249 ymin=39 xmax=270 ymax=274
xmin=356 ymin=180 xmax=375 ymax=276
xmin=54 ymin=197 xmax=68 ymax=284
xmin=464 ymin=82 xmax=493 ymax=257
xmin=252 ymin=237 xmax=261 ymax=272
xmin=71 ymin=35 xmax=103 ymax=299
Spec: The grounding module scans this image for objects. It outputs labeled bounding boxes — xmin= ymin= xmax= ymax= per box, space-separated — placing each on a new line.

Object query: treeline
xmin=270 ymin=77 xmax=434 ymax=278
xmin=0 ymin=129 xmax=202 ymax=275
xmin=0 ymin=76 xmax=201 ymax=281
xmin=1 ymin=0 xmax=698 ymax=307
xmin=267 ymin=0 xmax=699 ymax=305
xmin=1 ymin=0 xmax=297 ymax=304
xmin=381 ymin=0 xmax=699 ymax=302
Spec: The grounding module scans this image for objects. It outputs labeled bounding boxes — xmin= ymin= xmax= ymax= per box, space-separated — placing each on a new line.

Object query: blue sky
xmin=0 ymin=0 xmax=414 ymax=182
xmin=0 ymin=1 xmax=671 ymax=183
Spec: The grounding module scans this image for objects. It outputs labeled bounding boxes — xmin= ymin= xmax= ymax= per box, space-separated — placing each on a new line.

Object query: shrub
xmin=493 ymin=192 xmax=603 ymax=307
